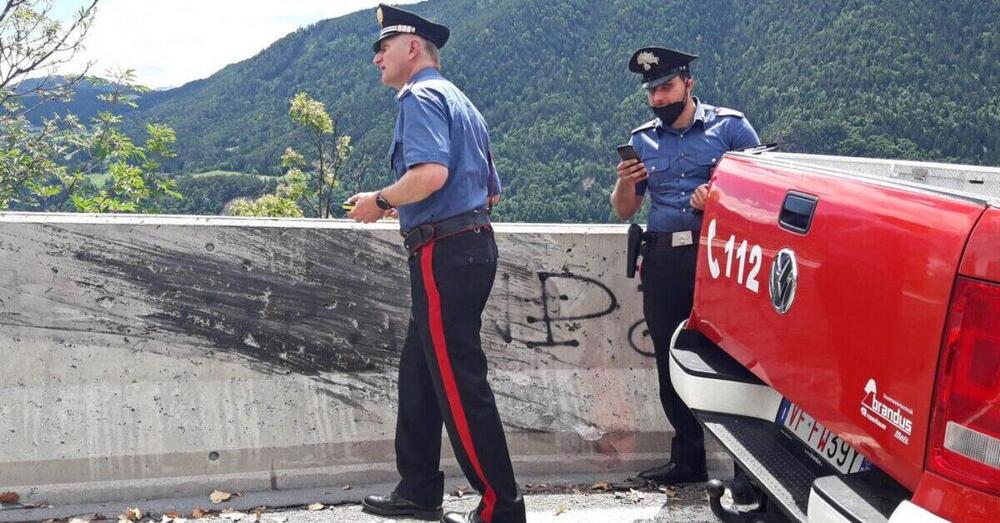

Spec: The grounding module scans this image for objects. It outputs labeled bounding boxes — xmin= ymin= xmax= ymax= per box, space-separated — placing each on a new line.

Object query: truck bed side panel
xmin=689 ymin=155 xmax=985 ymax=490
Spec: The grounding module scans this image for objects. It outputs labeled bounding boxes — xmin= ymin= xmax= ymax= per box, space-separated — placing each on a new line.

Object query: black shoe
xmin=361 ymin=491 xmax=442 ymax=521
xmin=441 ymin=511 xmax=481 ymax=523
xmin=637 ymin=462 xmax=708 ymax=484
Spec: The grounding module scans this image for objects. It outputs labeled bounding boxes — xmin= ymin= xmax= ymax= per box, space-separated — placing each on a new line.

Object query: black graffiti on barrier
xmin=496 ymin=271 xmax=620 ymax=349
xmin=628 ymin=319 xmax=655 ymax=357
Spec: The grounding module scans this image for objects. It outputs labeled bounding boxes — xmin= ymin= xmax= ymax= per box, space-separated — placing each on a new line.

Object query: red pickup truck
xmin=668 ymin=152 xmax=999 ymax=522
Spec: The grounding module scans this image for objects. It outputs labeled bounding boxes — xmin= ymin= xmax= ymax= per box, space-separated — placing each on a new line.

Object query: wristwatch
xmin=375 ymin=191 xmax=394 ymax=210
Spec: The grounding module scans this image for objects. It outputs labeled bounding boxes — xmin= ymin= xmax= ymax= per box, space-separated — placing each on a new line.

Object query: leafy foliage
xmin=224 ymin=92 xmax=355 ymax=217
xmin=1 ymin=1 xmax=181 ymax=214
xmin=285 ymin=92 xmax=354 ymax=218
xmin=156 ymin=172 xmax=276 ymax=215
xmin=227 ymin=193 xmax=304 ymax=218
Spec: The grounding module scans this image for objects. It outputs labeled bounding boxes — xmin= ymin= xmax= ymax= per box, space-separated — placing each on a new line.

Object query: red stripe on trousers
xmin=420 ymin=240 xmax=497 ymax=522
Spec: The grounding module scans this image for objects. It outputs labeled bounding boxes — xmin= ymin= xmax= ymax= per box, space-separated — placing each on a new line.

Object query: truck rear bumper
xmin=887 ymin=501 xmax=949 ymax=523
xmin=669 ymin=323 xmax=916 ymax=523
xmin=808 ymin=491 xmax=946 ymax=523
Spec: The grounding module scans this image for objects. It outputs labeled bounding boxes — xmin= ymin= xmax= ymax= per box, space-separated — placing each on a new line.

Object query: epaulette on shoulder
xmin=631 ymin=119 xmax=658 ymax=134
xmin=396 ymin=82 xmax=415 ymax=101
xmin=714 ymin=107 xmax=745 ymax=118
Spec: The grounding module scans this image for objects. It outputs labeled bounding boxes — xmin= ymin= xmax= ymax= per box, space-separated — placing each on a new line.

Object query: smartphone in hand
xmin=618 ymin=143 xmax=647 ymax=193
xmin=616 ymin=144 xmax=639 ymax=162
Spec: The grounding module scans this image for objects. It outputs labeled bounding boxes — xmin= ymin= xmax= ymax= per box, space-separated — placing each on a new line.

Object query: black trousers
xmin=394 ymin=228 xmax=525 ymax=523
xmin=640 ymin=235 xmax=706 ymax=472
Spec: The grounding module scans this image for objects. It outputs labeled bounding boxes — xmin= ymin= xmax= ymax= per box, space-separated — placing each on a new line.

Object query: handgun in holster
xmin=626 ymin=223 xmax=643 ymax=278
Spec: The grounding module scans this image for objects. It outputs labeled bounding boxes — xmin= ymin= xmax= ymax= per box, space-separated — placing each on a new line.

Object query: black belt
xmin=402 ymin=209 xmax=492 ymax=254
xmin=644 ymin=231 xmax=686 ymax=239
xmin=627 ymin=226 xmax=697 ymax=278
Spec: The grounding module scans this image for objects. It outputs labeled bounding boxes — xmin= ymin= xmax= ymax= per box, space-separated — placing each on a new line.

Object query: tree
xmin=286 ymin=91 xmax=353 ymax=218
xmin=0 ymin=0 xmax=99 ymax=110
xmin=1 ymin=0 xmax=98 ymax=208
xmin=226 ymin=193 xmax=304 ymax=218
xmin=66 ymin=69 xmax=181 ymax=213
xmin=0 ymin=1 xmax=181 ymax=213
xmin=226 ymin=167 xmax=310 ymax=218
xmin=226 ymin=93 xmax=357 ymax=219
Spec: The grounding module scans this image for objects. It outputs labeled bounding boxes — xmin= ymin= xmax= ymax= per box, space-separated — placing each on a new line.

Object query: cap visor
xmin=642 ymin=72 xmax=679 ymax=91
xmin=373 ymin=33 xmax=394 ymax=52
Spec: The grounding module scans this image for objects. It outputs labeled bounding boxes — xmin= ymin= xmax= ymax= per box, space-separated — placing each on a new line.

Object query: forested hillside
xmin=115 ymin=0 xmax=998 ymax=221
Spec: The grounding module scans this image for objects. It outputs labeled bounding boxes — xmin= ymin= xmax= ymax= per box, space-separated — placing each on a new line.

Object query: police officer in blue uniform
xmin=349 ymin=5 xmax=525 ymax=523
xmin=611 ymin=47 xmax=760 ymax=485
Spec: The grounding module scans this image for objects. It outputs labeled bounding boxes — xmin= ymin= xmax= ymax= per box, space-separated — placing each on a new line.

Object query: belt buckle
xmin=671 ymin=230 xmax=694 ymax=247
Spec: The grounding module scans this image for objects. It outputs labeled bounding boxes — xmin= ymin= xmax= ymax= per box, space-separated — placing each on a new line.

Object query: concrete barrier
xmin=0 ymin=213 xmax=680 ymax=507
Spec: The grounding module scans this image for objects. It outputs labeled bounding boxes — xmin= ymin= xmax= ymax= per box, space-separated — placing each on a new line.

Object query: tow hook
xmin=706 ymin=479 xmax=785 ymax=523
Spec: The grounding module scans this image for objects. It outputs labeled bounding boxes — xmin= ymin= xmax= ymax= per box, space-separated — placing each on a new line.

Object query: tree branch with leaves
xmin=230 ymin=92 xmax=356 ymax=218
xmin=288 ymin=91 xmax=353 ymax=218
xmin=0 ymin=1 xmax=182 ymax=213
xmin=0 ymin=0 xmax=99 ymax=110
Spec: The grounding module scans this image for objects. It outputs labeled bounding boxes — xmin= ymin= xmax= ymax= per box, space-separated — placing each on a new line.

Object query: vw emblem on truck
xmin=769 ymin=248 xmax=798 ymax=314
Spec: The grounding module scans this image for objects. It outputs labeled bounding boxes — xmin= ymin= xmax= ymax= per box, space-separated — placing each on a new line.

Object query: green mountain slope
xmin=125 ymin=0 xmax=1000 ymax=221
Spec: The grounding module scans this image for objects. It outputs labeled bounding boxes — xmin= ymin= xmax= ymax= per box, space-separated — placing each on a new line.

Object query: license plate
xmin=776 ymin=400 xmax=872 ymax=474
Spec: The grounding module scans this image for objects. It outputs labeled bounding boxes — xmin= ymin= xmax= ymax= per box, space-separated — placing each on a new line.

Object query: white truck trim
xmin=668 ymin=321 xmax=784 ymax=421
xmin=887 ymin=500 xmax=949 ymax=523
xmin=806 ymin=487 xmax=854 ymax=523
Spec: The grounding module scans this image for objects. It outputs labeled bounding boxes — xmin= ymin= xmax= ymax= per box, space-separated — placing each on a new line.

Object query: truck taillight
xmin=928 ymin=277 xmax=1000 ymax=495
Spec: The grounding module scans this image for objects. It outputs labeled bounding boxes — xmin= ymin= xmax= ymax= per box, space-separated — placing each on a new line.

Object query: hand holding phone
xmin=616 ymin=144 xmax=639 ymax=162
xmin=616 ymin=143 xmax=648 ymax=195
xmin=616 ymin=144 xmax=647 ymax=191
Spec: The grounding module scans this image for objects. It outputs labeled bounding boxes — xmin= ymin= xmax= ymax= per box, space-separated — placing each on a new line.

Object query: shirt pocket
xmin=643 ymin=155 xmax=672 ymax=191
xmin=690 ymin=153 xmax=722 ymax=182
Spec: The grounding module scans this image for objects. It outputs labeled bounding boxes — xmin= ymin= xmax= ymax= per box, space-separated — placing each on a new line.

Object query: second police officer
xmin=610 ymin=48 xmax=761 ymax=486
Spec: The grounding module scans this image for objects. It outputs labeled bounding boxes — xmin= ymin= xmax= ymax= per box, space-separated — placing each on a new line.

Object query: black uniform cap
xmin=628 ymin=47 xmax=698 ymax=90
xmin=373 ymin=3 xmax=450 ymax=52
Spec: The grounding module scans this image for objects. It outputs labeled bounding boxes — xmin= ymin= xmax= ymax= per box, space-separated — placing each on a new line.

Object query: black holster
xmin=626 ymin=223 xmax=644 ymax=278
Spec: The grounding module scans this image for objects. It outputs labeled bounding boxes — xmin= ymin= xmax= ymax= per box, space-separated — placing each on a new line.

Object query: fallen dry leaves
xmin=590 ymin=480 xmax=611 ymax=491
xmin=613 ymin=488 xmax=646 ymax=505
xmin=210 ymin=490 xmax=234 ymax=504
xmin=0 ymin=492 xmax=18 ymax=503
xmin=119 ymin=507 xmax=142 ymax=522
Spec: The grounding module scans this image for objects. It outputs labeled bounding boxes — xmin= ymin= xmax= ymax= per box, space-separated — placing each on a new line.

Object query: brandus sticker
xmin=861 ymin=379 xmax=914 ymax=445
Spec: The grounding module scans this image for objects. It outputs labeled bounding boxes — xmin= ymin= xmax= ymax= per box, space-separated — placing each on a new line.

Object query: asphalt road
xmin=1 ymin=475 xmax=734 ymax=523
xmin=196 ymin=483 xmax=719 ymax=523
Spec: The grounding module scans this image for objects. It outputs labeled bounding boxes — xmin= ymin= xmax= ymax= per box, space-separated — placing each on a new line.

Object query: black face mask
xmin=651 ymin=101 xmax=685 ymax=126
xmin=650 ymin=86 xmax=689 ymax=126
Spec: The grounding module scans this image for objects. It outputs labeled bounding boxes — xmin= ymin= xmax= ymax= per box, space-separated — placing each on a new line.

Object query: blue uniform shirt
xmin=630 ymin=98 xmax=760 ymax=233
xmin=389 ymin=67 xmax=500 ymax=231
